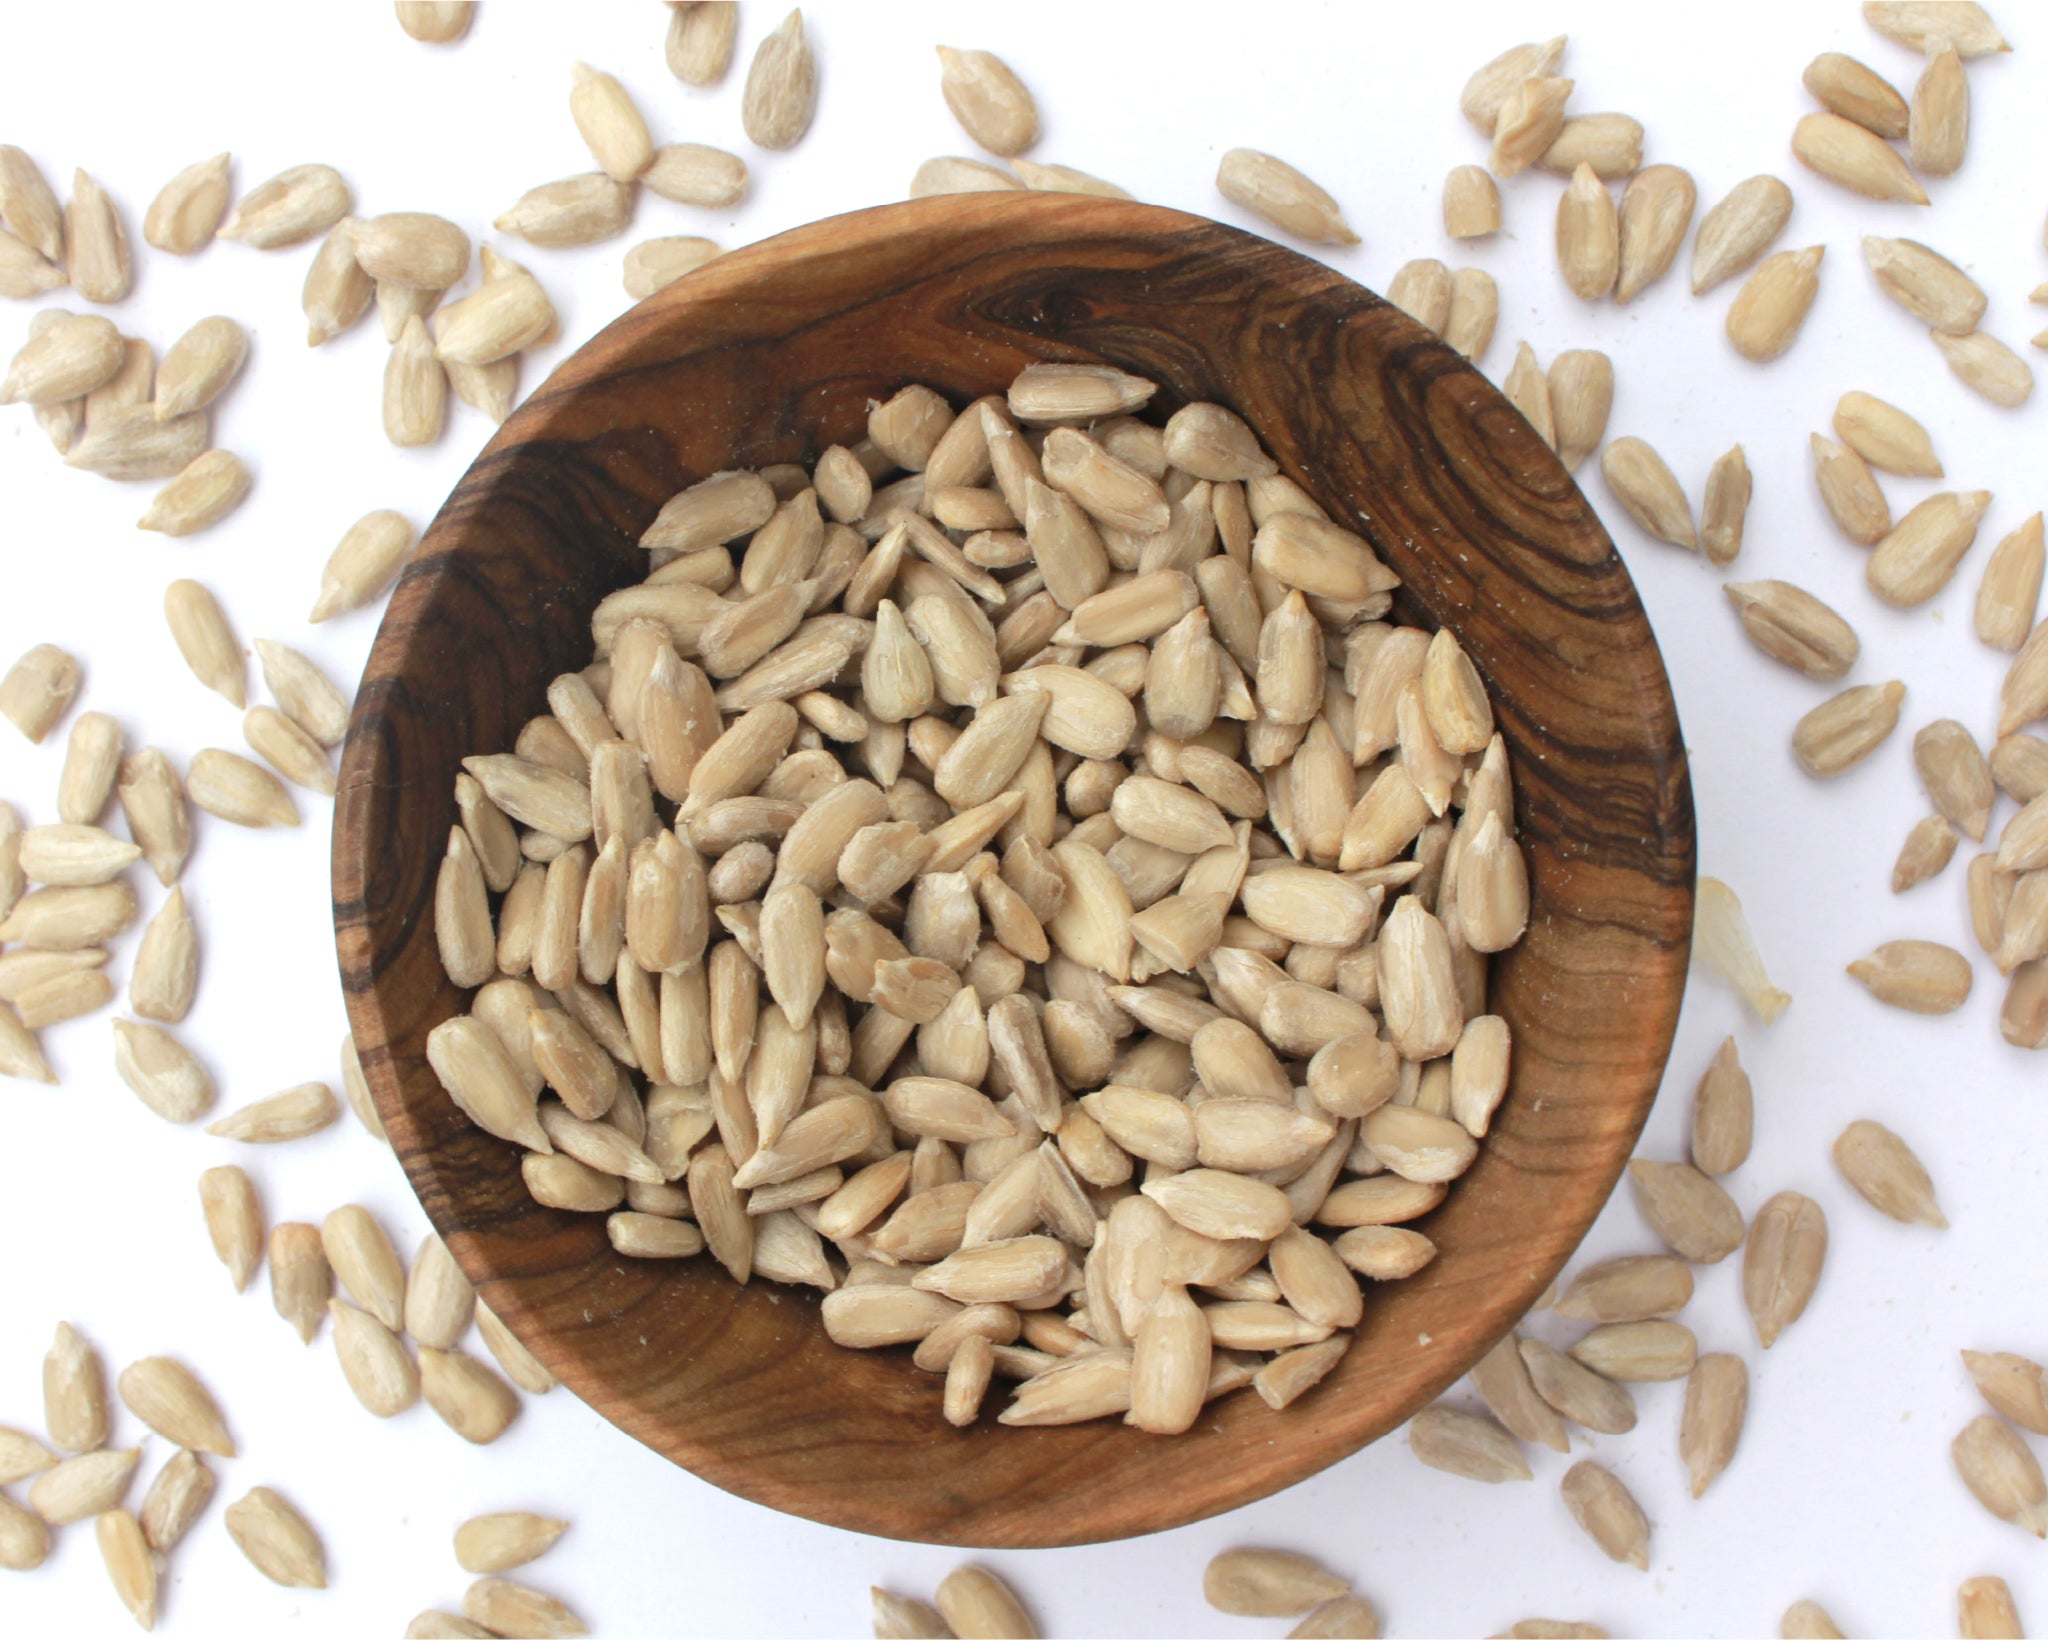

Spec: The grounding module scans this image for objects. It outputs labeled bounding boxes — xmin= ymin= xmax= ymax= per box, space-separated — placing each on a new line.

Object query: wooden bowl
xmin=334 ymin=194 xmax=1695 ymax=1549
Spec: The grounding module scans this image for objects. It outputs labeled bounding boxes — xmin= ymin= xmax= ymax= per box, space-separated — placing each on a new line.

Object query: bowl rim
xmin=334 ymin=192 xmax=1695 ymax=1548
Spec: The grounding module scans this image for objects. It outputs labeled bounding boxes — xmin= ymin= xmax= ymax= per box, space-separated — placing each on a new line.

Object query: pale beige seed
xmin=0 ymin=1427 xmax=55 ymax=1486
xmin=164 ymin=579 xmax=244 ymax=706
xmin=96 ymin=1508 xmax=156 ymax=1629
xmin=1011 ymin=159 xmax=1131 ymax=198
xmin=1600 ymin=436 xmax=1694 ymax=549
xmin=665 ymin=0 xmax=737 ymax=82
xmin=1408 ymin=1403 xmax=1531 ymax=1483
xmin=225 ymin=1486 xmax=327 ymax=1587
xmin=0 ymin=226 xmax=60 ymax=298
xmin=494 ymin=173 xmax=634 ymax=248
xmin=66 ymin=403 xmax=208 ymax=480
xmin=1832 ymin=1119 xmax=1945 ymax=1228
xmin=1205 ymin=1547 xmax=1351 ymax=1618
xmin=330 ymin=1299 xmax=422 ymax=1416
xmin=1971 ymin=852 xmax=2013 ymax=955
xmin=0 ymin=880 xmax=137 ymax=948
xmin=1443 ymin=165 xmax=1501 ymax=238
xmin=422 ymin=1348 xmax=521 ymax=1444
xmin=1780 ymin=1601 xmax=1843 ymax=1639
xmin=140 ymin=1448 xmax=214 ymax=1554
xmin=1216 ymin=149 xmax=1358 ymax=245
xmin=1287 ymin=1595 xmax=1382 ymax=1640
xmin=1909 ymin=43 xmax=1969 ymax=175
xmin=45 ymin=1321 xmax=108 ymax=1452
xmin=302 ymin=218 xmax=374 ymax=346
xmin=623 ymin=236 xmax=721 ymax=299
xmin=643 ymin=142 xmax=749 ymax=211
xmin=0 ymin=145 xmax=63 ymax=260
xmin=1792 ymin=680 xmax=1905 ymax=776
xmin=1491 ymin=77 xmax=1575 ymax=178
xmin=456 ymin=1513 xmax=568 ymax=1577
xmin=1520 ymin=1338 xmax=1635 ymax=1434
xmin=29 ymin=1448 xmax=137 ymax=1526
xmin=1978 ymin=515 xmax=2046 ymax=652
xmin=1792 ymin=111 xmax=1928 ymax=204
xmin=199 ymin=1163 xmax=262 ymax=1291
xmin=1834 ymin=390 xmax=1941 ymax=478
xmin=130 ymin=883 xmax=198 ymax=1022
xmin=116 ymin=1356 xmax=234 ymax=1456
xmin=1699 ymin=445 xmax=1751 ymax=565
xmin=12 ymin=967 xmax=110 ymax=1029
xmin=1690 ymin=1035 xmax=1752 ymax=1175
xmin=1555 ymin=1255 xmax=1694 ymax=1324
xmin=1470 ymin=1330 xmax=1570 ymax=1454
xmin=0 ymin=644 xmax=81 ymax=742
xmin=1128 ymin=1285 xmax=1210 ymax=1434
xmin=246 ymin=704 xmax=334 ymax=796
xmin=568 ymin=61 xmax=653 ymax=184
xmin=1804 ymin=52 xmax=1909 ymax=136
xmin=0 ymin=313 xmax=122 ymax=406
xmin=1915 ymin=720 xmax=1994 ymax=841
xmin=1007 ymin=363 xmax=1156 ymax=427
xmin=65 ymin=169 xmax=132 ymax=303
xmin=2004 ymin=625 xmax=2048 ymax=739
xmin=1547 ymin=350 xmax=1611 ymax=474
xmin=112 ymin=1018 xmax=211 ymax=1122
xmin=1845 ymin=940 xmax=1972 ymax=1013
xmin=312 ymin=508 xmax=414 ymax=620
xmin=1958 ymin=1577 xmax=2023 ymax=1640
xmin=1692 ymin=175 xmax=1795 ymax=294
xmin=1 ymin=1005 xmax=52 ymax=1083
xmin=1560 ymin=1460 xmax=1650 ymax=1570
xmin=116 ymin=750 xmax=189 ymax=886
xmin=1964 ymin=1351 xmax=2048 ymax=1436
xmin=1953 ymin=1414 xmax=2048 ymax=1537
xmin=221 ymin=163 xmax=352 ymax=248
xmin=936 ymin=45 xmax=1038 ymax=157
xmin=1555 ymin=164 xmax=1617 ymax=300
xmin=385 ymin=314 xmax=446 ymax=447
xmin=1444 ymin=268 xmax=1498 ymax=362
xmin=1678 ymin=1352 xmax=1749 ymax=1499
xmin=434 ymin=253 xmax=555 ymax=366
xmin=1614 ymin=164 xmax=1694 ymax=303
xmin=1459 ymin=35 xmax=1569 ymax=132
xmin=1629 ymin=1158 xmax=1745 ymax=1262
xmin=1934 ymin=330 xmax=2035 ymax=409
xmin=139 ymin=449 xmax=252 ymax=536
xmin=351 ymin=212 xmax=471 ymax=292
xmin=1810 ymin=434 xmax=1889 ymax=547
xmin=1387 ymin=259 xmax=1453 ymax=335
xmin=743 ymin=10 xmax=817 ymax=151
xmin=934 ymin=1565 xmax=1037 ymax=1638
xmin=188 ymin=748 xmax=299 ymax=828
xmin=1863 ymin=236 xmax=1985 ymax=334
xmin=155 ymin=315 xmax=249 ymax=421
xmin=1865 ymin=2 xmax=2009 ymax=55
xmin=1501 ymin=341 xmax=1554 ymax=448
xmin=1728 ymin=577 xmax=1875 ymax=683
xmin=20 ymin=822 xmax=138 ymax=886
xmin=476 ymin=1301 xmax=554 ymax=1394
xmin=1875 ymin=489 xmax=1982 ymax=610
xmin=1540 ymin=113 xmax=1645 ymax=179
xmin=1727 ymin=245 xmax=1825 ymax=362
xmin=462 ymin=1579 xmax=586 ymax=1639
xmin=1570 ymin=1319 xmax=1697 ymax=1382
xmin=406 ymin=1232 xmax=475 ymax=1350
xmin=396 ymin=1 xmax=474 ymax=41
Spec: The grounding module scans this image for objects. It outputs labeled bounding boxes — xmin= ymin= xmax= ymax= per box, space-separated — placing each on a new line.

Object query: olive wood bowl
xmin=334 ymin=194 xmax=1695 ymax=1549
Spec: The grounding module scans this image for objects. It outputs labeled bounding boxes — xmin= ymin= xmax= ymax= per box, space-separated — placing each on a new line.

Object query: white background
xmin=2 ymin=2 xmax=2045 ymax=1635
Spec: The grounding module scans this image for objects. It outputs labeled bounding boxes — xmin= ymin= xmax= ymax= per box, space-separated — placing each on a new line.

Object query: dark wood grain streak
xmin=334 ymin=194 xmax=1694 ymax=1548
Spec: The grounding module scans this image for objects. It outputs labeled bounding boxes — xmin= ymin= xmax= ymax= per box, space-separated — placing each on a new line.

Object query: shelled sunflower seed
xmin=422 ymin=361 xmax=1529 ymax=1430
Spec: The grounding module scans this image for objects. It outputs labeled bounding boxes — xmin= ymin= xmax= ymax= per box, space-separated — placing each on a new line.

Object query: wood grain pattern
xmin=334 ymin=194 xmax=1694 ymax=1548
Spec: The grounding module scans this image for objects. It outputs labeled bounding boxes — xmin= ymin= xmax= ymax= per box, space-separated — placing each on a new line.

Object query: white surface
xmin=1 ymin=2 xmax=2044 ymax=1635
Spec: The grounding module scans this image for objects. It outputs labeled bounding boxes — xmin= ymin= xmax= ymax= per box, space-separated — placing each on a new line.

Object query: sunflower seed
xmin=65 ymin=170 xmax=132 ymax=303
xmin=1866 ymin=1 xmax=2009 ymax=54
xmin=1491 ymin=77 xmax=1575 ymax=178
xmin=1520 ymin=1337 xmax=1635 ymax=1433
xmin=1443 ymin=165 xmax=1501 ymax=237
xmin=1555 ymin=164 xmax=1617 ymax=300
xmin=1934 ymin=330 xmax=2035 ymax=408
xmin=1459 ymin=35 xmax=1569 ymax=131
xmin=30 ymin=1447 xmax=137 ymax=1524
xmin=1830 ymin=1118 xmax=1945 ymax=1227
xmin=1 ymin=313 xmax=123 ymax=406
xmin=1601 ymin=436 xmax=1694 ymax=548
xmin=311 ymin=508 xmax=414 ymax=620
xmin=1727 ymin=245 xmax=1825 ymax=361
xmin=495 ymin=173 xmax=633 ymax=247
xmin=384 ymin=313 xmax=446 ymax=446
xmin=1444 ymin=268 xmax=1499 ymax=361
xmin=1613 ymin=164 xmax=1694 ymax=303
xmin=140 ymin=1448 xmax=214 ymax=1552
xmin=1555 ymin=1254 xmax=1694 ymax=1324
xmin=44 ymin=1321 xmax=108 ymax=1451
xmin=1974 ymin=515 xmax=2045 ymax=652
xmin=936 ymin=46 xmax=1038 ymax=157
xmin=1628 ymin=1158 xmax=1744 ymax=1262
xmin=1204 ymin=1548 xmax=1351 ymax=1618
xmin=1862 ymin=235 xmax=1984 ymax=335
xmin=1672 ymin=1352 xmax=1749 ymax=1500
xmin=1792 ymin=680 xmax=1905 ymax=776
xmin=1216 ymin=149 xmax=1358 ymax=245
xmin=476 ymin=1300 xmax=554 ymax=1394
xmin=1810 ymin=434 xmax=1890 ymax=546
xmin=742 ymin=9 xmax=817 ymax=150
xmin=1958 ymin=1577 xmax=2023 ymax=1640
xmin=1953 ymin=1414 xmax=2048 ymax=1537
xmin=421 ymin=1347 xmax=521 ymax=1444
xmin=1792 ymin=110 xmax=1929 ymax=203
xmin=1909 ymin=43 xmax=1969 ymax=174
xmin=454 ymin=1512 xmax=567 ymax=1577
xmin=1725 ymin=580 xmax=1858 ymax=681
xmin=189 ymin=748 xmax=299 ymax=827
xmin=1408 ymin=1403 xmax=1531 ymax=1482
xmin=1571 ymin=1319 xmax=1697 ymax=1382
xmin=163 ymin=579 xmax=244 ymax=705
xmin=0 ymin=146 xmax=63 ymax=261
xmin=0 ymin=1426 xmax=54 ymax=1487
xmin=1910 ymin=720 xmax=1993 ymax=843
xmin=0 ymin=1499 xmax=48 ymax=1568
xmin=1803 ymin=52 xmax=1909 ymax=135
xmin=225 ymin=1486 xmax=327 ymax=1586
xmin=1963 ymin=1350 xmax=2048 ymax=1438
xmin=152 ymin=315 xmax=248 ymax=421
xmin=117 ymin=1356 xmax=235 ymax=1455
xmin=1560 ymin=1460 xmax=1650 ymax=1569
xmin=138 ymin=448 xmax=252 ymax=536
xmin=623 ymin=236 xmax=721 ymax=298
xmin=396 ymin=1 xmax=473 ymax=41
xmin=565 ymin=61 xmax=652 ymax=184
xmin=1541 ymin=114 xmax=1644 ymax=179
xmin=206 ymin=1080 xmax=338 ymax=1143
xmin=19 ymin=823 xmax=138 ymax=886
xmin=198 ymin=1164 xmax=262 ymax=1291
xmin=221 ymin=163 xmax=351 ymax=248
xmin=131 ymin=884 xmax=199 ymax=1021
xmin=1681 ymin=1035 xmax=1751 ymax=1178
xmin=1692 ymin=174 xmax=1797 ymax=298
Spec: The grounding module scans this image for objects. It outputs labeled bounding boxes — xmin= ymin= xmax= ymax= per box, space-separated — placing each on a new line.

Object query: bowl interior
xmin=334 ymin=194 xmax=1695 ymax=1549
